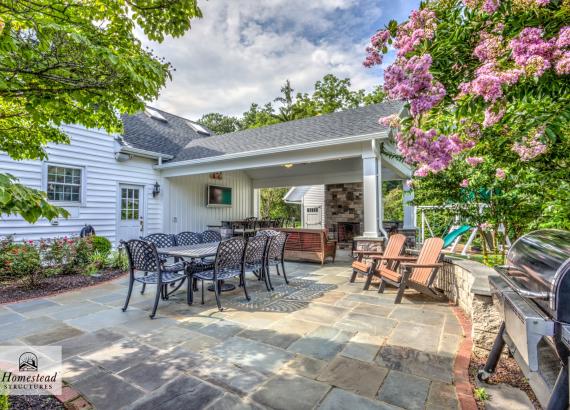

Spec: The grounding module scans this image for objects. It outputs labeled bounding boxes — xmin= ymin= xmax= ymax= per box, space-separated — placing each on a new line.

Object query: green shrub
xmin=91 ymin=236 xmax=112 ymax=257
xmin=39 ymin=237 xmax=76 ymax=275
xmin=72 ymin=237 xmax=94 ymax=269
xmin=109 ymin=249 xmax=129 ymax=271
xmin=7 ymin=242 xmax=41 ymax=287
xmin=87 ymin=250 xmax=108 ymax=273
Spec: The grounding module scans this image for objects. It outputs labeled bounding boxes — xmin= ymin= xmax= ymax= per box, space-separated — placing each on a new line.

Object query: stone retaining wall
xmin=436 ymin=257 xmax=501 ymax=354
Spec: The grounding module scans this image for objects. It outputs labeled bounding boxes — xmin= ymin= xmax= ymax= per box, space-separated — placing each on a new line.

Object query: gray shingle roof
xmin=120 ymin=107 xmax=211 ymax=157
xmin=170 ymin=100 xmax=403 ymax=163
xmin=119 ymin=100 xmax=403 ymax=162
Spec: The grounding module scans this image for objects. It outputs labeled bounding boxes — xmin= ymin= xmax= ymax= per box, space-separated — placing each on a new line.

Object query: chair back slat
xmin=124 ymin=240 xmax=160 ymax=272
xmin=375 ymin=234 xmax=406 ymax=271
xmin=202 ymin=230 xmax=222 ymax=243
xmin=215 ymin=237 xmax=246 ymax=276
xmin=142 ymin=233 xmax=176 ymax=248
xmin=176 ymin=232 xmax=202 ymax=246
xmin=411 ymin=237 xmax=444 ymax=285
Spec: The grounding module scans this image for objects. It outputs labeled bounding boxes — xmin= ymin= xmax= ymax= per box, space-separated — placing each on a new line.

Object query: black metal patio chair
xmin=141 ymin=233 xmax=176 ymax=264
xmin=202 ymin=230 xmax=222 ymax=243
xmin=244 ymin=235 xmax=271 ymax=291
xmin=257 ymin=230 xmax=289 ymax=289
xmin=175 ymin=231 xmax=202 ymax=246
xmin=122 ymin=239 xmax=187 ymax=319
xmin=187 ymin=237 xmax=247 ymax=311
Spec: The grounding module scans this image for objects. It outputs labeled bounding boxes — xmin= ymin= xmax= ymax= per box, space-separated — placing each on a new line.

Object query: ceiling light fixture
xmin=283 ymin=163 xmax=294 ymax=168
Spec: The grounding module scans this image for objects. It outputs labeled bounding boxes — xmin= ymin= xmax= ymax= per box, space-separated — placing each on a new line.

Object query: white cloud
xmin=142 ymin=0 xmax=415 ymax=119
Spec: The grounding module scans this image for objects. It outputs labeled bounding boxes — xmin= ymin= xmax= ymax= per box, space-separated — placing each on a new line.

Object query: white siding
xmin=303 ymin=185 xmax=325 ymax=208
xmin=167 ymin=171 xmax=253 ymax=232
xmin=0 ymin=125 xmax=163 ymax=244
xmin=302 ymin=185 xmax=325 ymax=228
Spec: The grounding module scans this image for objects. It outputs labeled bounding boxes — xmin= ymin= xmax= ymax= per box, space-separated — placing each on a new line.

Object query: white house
xmin=283 ymin=185 xmax=325 ymax=229
xmin=0 ymin=101 xmax=414 ymax=244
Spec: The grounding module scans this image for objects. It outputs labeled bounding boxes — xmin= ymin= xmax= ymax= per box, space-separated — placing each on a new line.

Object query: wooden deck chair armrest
xmin=369 ymin=254 xmax=389 ymax=260
xmin=382 ymin=256 xmax=418 ymax=262
xmin=400 ymin=262 xmax=443 ymax=269
xmin=353 ymin=250 xmax=385 ymax=256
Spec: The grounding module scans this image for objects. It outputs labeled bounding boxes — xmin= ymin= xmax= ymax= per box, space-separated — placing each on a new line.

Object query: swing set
xmin=417 ymin=204 xmax=511 ymax=255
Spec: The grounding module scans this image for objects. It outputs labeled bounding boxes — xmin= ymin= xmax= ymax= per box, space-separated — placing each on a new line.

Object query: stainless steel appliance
xmin=479 ymin=229 xmax=570 ymax=410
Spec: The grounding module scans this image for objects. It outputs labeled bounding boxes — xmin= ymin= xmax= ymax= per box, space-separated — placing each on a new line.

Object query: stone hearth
xmin=325 ymin=183 xmax=364 ymax=246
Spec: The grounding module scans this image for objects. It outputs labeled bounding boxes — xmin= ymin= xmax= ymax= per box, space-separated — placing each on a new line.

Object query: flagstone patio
xmin=0 ymin=261 xmax=464 ymax=410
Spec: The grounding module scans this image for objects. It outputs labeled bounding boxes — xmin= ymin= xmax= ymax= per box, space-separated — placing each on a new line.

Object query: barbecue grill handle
xmin=495 ymin=265 xmax=550 ymax=300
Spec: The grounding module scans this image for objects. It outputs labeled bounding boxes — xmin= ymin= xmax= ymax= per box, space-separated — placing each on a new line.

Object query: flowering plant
xmin=366 ymin=0 xmax=569 ymax=237
xmin=366 ymin=0 xmax=569 ymax=175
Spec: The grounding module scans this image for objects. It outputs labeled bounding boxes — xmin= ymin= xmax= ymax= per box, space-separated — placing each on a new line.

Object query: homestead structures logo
xmin=19 ymin=352 xmax=38 ymax=372
xmin=0 ymin=346 xmax=62 ymax=395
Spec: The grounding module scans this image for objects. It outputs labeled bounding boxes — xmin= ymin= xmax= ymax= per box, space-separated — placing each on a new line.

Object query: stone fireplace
xmin=325 ymin=183 xmax=364 ymax=246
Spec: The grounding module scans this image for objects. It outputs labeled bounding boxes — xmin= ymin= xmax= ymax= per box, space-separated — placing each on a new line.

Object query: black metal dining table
xmin=157 ymin=242 xmax=236 ymax=292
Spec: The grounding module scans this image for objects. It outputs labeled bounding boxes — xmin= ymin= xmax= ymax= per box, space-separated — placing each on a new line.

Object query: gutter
xmin=119 ymin=146 xmax=174 ymax=161
xmin=155 ymin=130 xmax=389 ymax=170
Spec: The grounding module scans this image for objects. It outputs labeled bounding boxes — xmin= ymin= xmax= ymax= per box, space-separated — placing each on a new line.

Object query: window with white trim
xmin=46 ymin=165 xmax=82 ymax=203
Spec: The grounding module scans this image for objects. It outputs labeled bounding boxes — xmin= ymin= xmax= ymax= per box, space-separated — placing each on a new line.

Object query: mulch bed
xmin=8 ymin=395 xmax=64 ymax=410
xmin=0 ymin=269 xmax=126 ymax=304
xmin=469 ymin=350 xmax=541 ymax=409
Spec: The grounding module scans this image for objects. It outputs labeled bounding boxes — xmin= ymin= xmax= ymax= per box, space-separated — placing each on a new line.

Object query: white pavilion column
xmin=362 ymin=153 xmax=387 ymax=238
xmin=403 ymin=183 xmax=416 ymax=229
xmin=253 ymin=188 xmax=261 ymax=218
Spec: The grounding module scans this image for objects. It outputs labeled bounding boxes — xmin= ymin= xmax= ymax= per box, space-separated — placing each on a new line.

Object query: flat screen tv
xmin=207 ymin=185 xmax=232 ymax=207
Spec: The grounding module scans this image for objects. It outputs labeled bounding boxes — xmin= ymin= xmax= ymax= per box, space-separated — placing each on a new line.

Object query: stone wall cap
xmin=447 ymin=256 xmax=496 ymax=296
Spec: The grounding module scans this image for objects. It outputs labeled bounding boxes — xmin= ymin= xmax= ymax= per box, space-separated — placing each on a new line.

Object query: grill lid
xmin=507 ymin=229 xmax=570 ymax=293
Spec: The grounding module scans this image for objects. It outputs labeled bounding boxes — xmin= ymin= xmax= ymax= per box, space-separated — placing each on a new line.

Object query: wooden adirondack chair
xmin=377 ymin=237 xmax=445 ymax=304
xmin=350 ymin=234 xmax=406 ymax=290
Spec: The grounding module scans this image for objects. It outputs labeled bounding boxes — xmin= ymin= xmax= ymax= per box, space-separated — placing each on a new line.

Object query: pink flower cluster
xmin=483 ymin=104 xmax=506 ymax=127
xmin=394 ymin=9 xmax=437 ymax=57
xmin=463 ymin=0 xmax=501 ymax=13
xmin=510 ymin=28 xmax=557 ymax=77
xmin=459 ymin=63 xmax=523 ymax=102
xmin=495 ymin=168 xmax=506 ymax=180
xmin=460 ymin=179 xmax=470 ymax=188
xmin=363 ymin=30 xmax=390 ymax=68
xmin=473 ymin=32 xmax=503 ymax=62
xmin=512 ymin=127 xmax=548 ymax=160
xmin=384 ymin=54 xmax=446 ymax=116
xmin=466 ymin=156 xmax=484 ymax=166
xmin=395 ymin=128 xmax=475 ymax=175
xmin=378 ymin=114 xmax=401 ymax=128
xmin=555 ymin=27 xmax=570 ymax=75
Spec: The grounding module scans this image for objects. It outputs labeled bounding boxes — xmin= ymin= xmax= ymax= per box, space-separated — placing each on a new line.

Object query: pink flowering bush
xmin=364 ymin=0 xmax=568 ymax=180
xmin=512 ymin=127 xmax=548 ymax=160
xmin=365 ymin=0 xmax=570 ymax=236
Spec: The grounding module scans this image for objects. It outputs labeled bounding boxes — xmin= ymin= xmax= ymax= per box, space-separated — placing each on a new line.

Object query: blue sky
xmin=147 ymin=0 xmax=420 ymax=119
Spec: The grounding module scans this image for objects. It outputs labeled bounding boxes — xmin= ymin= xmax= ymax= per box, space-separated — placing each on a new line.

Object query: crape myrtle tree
xmin=364 ymin=0 xmax=570 ymax=247
xmin=0 ymin=0 xmax=202 ymax=222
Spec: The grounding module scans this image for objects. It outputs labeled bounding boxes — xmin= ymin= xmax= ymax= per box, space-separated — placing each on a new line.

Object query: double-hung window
xmin=46 ymin=165 xmax=82 ymax=204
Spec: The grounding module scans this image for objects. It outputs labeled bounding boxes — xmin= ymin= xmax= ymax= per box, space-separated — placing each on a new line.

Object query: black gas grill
xmin=479 ymin=229 xmax=570 ymax=410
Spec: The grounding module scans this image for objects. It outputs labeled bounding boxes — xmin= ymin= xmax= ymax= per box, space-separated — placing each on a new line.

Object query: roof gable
xmin=169 ymin=100 xmax=403 ymax=163
xmin=120 ymin=107 xmax=212 ymax=157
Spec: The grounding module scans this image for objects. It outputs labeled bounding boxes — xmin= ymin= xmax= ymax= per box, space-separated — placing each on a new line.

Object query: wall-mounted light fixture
xmin=152 ymin=182 xmax=161 ymax=198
